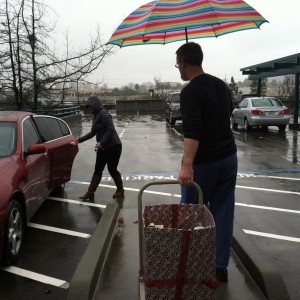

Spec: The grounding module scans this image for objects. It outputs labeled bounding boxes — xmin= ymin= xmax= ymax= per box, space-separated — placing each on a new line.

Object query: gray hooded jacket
xmin=78 ymin=96 xmax=121 ymax=149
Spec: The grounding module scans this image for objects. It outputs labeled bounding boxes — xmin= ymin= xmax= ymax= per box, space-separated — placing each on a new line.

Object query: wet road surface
xmin=0 ymin=113 xmax=299 ymax=299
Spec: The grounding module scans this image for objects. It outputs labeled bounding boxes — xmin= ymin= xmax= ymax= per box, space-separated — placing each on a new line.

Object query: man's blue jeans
xmin=181 ymin=153 xmax=238 ymax=269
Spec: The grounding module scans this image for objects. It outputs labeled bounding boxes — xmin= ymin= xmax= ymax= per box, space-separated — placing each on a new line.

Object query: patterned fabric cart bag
xmin=142 ymin=204 xmax=218 ymax=300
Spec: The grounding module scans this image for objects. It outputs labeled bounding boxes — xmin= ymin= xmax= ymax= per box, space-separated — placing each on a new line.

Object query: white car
xmin=231 ymin=97 xmax=290 ymax=131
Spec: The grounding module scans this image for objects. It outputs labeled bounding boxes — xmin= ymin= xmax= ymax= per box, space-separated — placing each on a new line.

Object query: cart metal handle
xmin=137 ymin=179 xmax=203 ymax=277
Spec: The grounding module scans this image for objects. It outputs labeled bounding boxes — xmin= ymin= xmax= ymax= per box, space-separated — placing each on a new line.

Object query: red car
xmin=0 ymin=111 xmax=78 ymax=264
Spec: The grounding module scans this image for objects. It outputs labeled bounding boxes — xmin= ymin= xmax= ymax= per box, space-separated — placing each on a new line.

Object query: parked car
xmin=231 ymin=97 xmax=290 ymax=131
xmin=0 ymin=111 xmax=78 ymax=264
xmin=165 ymin=91 xmax=181 ymax=125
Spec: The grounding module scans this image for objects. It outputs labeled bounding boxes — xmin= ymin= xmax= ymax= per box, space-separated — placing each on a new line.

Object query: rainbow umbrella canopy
xmin=107 ymin=0 xmax=268 ymax=47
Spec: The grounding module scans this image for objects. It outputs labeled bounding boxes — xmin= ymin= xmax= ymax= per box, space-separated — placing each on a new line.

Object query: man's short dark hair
xmin=176 ymin=42 xmax=203 ymax=66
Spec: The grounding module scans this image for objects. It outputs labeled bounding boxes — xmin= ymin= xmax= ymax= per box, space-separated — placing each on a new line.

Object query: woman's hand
xmin=95 ymin=142 xmax=103 ymax=150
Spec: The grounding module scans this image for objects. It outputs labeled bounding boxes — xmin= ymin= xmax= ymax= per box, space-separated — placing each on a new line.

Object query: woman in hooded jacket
xmin=77 ymin=95 xmax=124 ymax=200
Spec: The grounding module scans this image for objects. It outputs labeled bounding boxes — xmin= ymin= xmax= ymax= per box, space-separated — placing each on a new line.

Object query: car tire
xmin=278 ymin=125 xmax=286 ymax=131
xmin=2 ymin=200 xmax=25 ymax=264
xmin=244 ymin=118 xmax=252 ymax=131
xmin=231 ymin=116 xmax=238 ymax=128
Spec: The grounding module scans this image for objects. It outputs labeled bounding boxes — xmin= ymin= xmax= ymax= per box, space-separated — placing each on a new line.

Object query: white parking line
xmin=256 ymin=175 xmax=300 ymax=181
xmin=236 ymin=202 xmax=300 ymax=214
xmin=101 ymin=183 xmax=181 ymax=198
xmin=119 ymin=128 xmax=126 ymax=138
xmin=171 ymin=127 xmax=182 ymax=136
xmin=236 ymin=185 xmax=300 ymax=196
xmin=244 ymin=229 xmax=300 ymax=243
xmin=28 ymin=222 xmax=91 ymax=239
xmin=69 ymin=180 xmax=300 ymax=198
xmin=69 ymin=181 xmax=181 ymax=197
xmin=0 ymin=266 xmax=69 ymax=288
xmin=48 ymin=196 xmax=106 ymax=208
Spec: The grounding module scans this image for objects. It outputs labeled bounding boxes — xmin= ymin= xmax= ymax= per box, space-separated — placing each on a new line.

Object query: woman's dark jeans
xmin=94 ymin=144 xmax=122 ymax=177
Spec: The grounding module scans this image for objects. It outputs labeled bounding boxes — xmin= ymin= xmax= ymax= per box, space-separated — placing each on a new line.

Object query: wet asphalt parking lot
xmin=0 ymin=112 xmax=299 ymax=300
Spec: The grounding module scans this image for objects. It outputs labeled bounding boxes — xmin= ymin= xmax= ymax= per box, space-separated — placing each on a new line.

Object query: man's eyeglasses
xmin=175 ymin=58 xmax=184 ymax=68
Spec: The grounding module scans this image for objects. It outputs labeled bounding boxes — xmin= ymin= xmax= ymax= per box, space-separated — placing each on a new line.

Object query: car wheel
xmin=244 ymin=118 xmax=252 ymax=131
xmin=231 ymin=116 xmax=238 ymax=128
xmin=278 ymin=125 xmax=286 ymax=131
xmin=2 ymin=200 xmax=24 ymax=264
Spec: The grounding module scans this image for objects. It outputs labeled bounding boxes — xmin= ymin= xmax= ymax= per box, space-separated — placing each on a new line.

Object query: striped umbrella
xmin=107 ymin=0 xmax=268 ymax=47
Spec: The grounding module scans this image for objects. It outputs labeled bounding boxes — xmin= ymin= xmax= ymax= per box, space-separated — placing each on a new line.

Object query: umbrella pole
xmin=185 ymin=28 xmax=188 ymax=43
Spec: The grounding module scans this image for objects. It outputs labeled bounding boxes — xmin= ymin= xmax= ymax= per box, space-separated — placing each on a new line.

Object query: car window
xmin=252 ymin=98 xmax=283 ymax=108
xmin=240 ymin=99 xmax=248 ymax=108
xmin=0 ymin=122 xmax=16 ymax=157
xmin=57 ymin=119 xmax=71 ymax=136
xmin=269 ymin=98 xmax=284 ymax=107
xmin=33 ymin=116 xmax=67 ymax=142
xmin=23 ymin=118 xmax=40 ymax=152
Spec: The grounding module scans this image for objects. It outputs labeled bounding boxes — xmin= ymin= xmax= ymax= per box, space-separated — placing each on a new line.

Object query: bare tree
xmin=153 ymin=76 xmax=171 ymax=99
xmin=0 ymin=0 xmax=23 ymax=108
xmin=277 ymin=75 xmax=295 ymax=100
xmin=0 ymin=0 xmax=113 ymax=110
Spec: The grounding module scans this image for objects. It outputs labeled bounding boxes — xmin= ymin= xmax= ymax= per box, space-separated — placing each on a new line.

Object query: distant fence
xmin=115 ymin=99 xmax=165 ymax=113
xmin=79 ymin=99 xmax=166 ymax=113
xmin=0 ymin=102 xmax=81 ymax=117
xmin=0 ymin=99 xmax=167 ymax=115
xmin=28 ymin=106 xmax=81 ymax=118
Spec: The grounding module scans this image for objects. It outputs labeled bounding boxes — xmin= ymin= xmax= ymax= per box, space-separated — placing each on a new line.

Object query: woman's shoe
xmin=79 ymin=174 xmax=102 ymax=201
xmin=113 ymin=189 xmax=124 ymax=198
xmin=79 ymin=192 xmax=94 ymax=201
xmin=112 ymin=174 xmax=124 ymax=198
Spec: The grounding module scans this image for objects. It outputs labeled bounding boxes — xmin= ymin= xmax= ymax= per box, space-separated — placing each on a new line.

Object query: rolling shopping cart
xmin=137 ymin=180 xmax=219 ymax=300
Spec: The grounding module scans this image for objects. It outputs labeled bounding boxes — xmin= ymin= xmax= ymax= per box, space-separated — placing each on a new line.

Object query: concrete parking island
xmin=232 ymin=224 xmax=290 ymax=300
xmin=67 ymin=203 xmax=120 ymax=300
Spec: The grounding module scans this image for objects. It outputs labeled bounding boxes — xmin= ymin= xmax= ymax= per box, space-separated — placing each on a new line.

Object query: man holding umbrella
xmin=176 ymin=42 xmax=238 ymax=283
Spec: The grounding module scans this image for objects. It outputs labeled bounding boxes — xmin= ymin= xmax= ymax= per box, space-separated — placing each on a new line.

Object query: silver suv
xmin=165 ymin=91 xmax=181 ymax=125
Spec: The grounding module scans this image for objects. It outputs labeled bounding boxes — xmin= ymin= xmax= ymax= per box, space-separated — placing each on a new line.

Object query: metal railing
xmin=30 ymin=106 xmax=81 ymax=117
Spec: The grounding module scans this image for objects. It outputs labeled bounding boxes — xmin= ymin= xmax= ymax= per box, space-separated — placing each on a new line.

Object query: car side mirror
xmin=25 ymin=144 xmax=46 ymax=156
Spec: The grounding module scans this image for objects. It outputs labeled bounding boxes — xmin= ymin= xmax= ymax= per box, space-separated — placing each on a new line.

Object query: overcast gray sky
xmin=50 ymin=0 xmax=300 ymax=88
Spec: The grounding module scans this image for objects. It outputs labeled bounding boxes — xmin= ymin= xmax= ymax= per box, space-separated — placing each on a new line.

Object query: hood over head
xmin=86 ymin=96 xmax=103 ymax=112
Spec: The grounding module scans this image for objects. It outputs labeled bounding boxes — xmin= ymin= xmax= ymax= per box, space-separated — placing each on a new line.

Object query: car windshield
xmin=171 ymin=94 xmax=180 ymax=103
xmin=252 ymin=98 xmax=283 ymax=108
xmin=0 ymin=122 xmax=17 ymax=157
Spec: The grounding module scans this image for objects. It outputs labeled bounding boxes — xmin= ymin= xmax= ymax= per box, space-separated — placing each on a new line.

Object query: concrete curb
xmin=289 ymin=123 xmax=300 ymax=130
xmin=232 ymin=223 xmax=290 ymax=300
xmin=67 ymin=203 xmax=120 ymax=300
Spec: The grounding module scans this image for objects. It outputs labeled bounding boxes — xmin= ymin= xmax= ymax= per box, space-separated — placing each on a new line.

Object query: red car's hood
xmin=0 ymin=157 xmax=13 ymax=171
